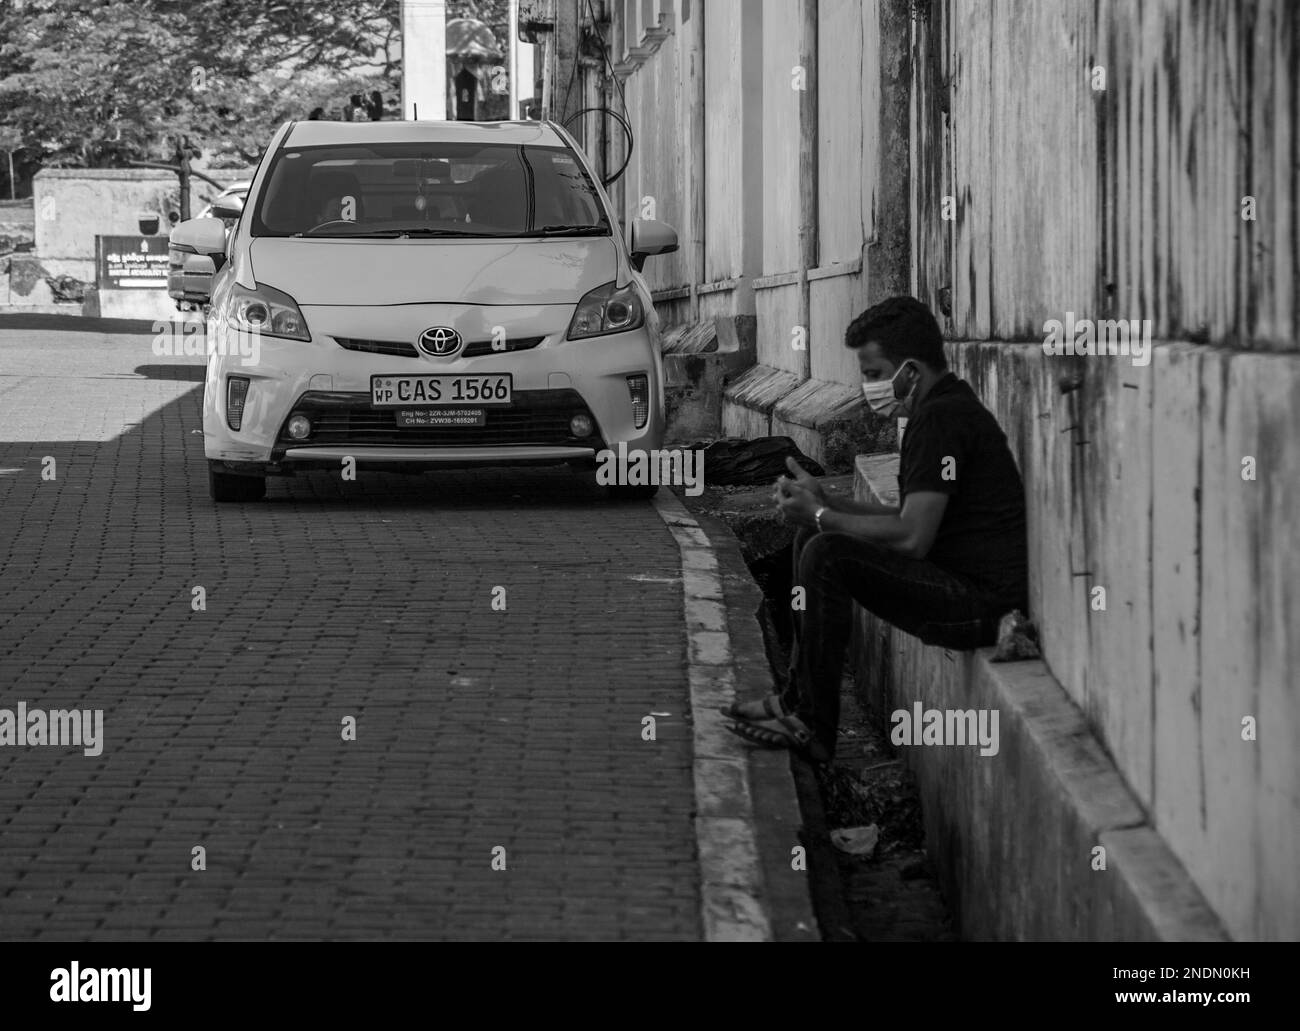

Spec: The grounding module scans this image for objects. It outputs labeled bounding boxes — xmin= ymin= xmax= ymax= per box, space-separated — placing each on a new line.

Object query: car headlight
xmin=566 ymin=281 xmax=645 ymax=340
xmin=225 ymin=282 xmax=310 ymax=341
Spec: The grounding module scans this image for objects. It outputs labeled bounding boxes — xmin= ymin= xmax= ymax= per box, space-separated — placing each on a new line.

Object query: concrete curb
xmin=654 ymin=488 xmax=823 ymax=941
xmin=693 ymin=507 xmax=835 ymax=941
xmin=652 ymin=489 xmax=776 ymax=941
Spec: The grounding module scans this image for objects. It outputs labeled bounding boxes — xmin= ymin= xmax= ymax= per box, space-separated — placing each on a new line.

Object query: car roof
xmin=282 ymin=120 xmax=567 ymax=149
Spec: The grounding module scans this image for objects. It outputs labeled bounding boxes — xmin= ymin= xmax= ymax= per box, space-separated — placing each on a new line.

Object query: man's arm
xmin=824 ymin=495 xmax=900 ymax=517
xmin=781 ymin=456 xmax=899 ymax=517
xmin=813 ymin=404 xmax=965 ymax=558
xmin=819 ymin=491 xmax=947 ymax=558
xmin=780 ymin=483 xmax=949 ymax=560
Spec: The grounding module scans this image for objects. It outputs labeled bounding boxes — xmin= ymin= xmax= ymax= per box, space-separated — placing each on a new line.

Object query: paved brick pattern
xmin=0 ymin=324 xmax=701 ymax=940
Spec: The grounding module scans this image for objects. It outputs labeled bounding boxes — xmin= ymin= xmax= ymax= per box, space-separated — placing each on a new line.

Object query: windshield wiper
xmin=391 ymin=227 xmax=503 ymax=238
xmin=291 ymin=227 xmax=499 ymax=239
xmin=291 ymin=228 xmax=399 ymax=238
xmin=515 ymin=224 xmax=611 ymax=237
xmin=289 ymin=225 xmax=608 ymax=240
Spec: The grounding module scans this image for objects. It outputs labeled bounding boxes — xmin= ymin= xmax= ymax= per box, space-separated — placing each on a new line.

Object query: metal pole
xmin=796 ymin=0 xmax=818 ymax=383
xmin=540 ymin=25 xmax=552 ymax=121
xmin=508 ymin=0 xmax=519 ymax=118
xmin=176 ymin=136 xmax=192 ymax=222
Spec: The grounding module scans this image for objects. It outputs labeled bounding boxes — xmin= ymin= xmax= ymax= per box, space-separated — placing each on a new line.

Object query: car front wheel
xmin=208 ymin=462 xmax=266 ymax=503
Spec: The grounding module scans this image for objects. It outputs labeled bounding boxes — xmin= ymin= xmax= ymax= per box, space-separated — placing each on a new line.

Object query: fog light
xmin=627 ymin=374 xmax=649 ymax=429
xmin=227 ymin=376 xmax=250 ymax=431
xmin=287 ymin=414 xmax=312 ymax=440
xmin=569 ymin=413 xmax=593 ymax=437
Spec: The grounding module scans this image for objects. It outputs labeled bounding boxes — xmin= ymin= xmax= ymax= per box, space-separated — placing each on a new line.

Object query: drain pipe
xmin=796 ymin=0 xmax=818 ymax=383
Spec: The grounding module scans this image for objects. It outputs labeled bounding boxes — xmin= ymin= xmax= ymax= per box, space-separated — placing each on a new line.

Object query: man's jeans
xmin=780 ymin=527 xmax=1017 ymax=758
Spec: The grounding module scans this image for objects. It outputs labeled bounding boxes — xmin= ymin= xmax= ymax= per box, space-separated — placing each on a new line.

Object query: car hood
xmin=248 ymin=236 xmax=619 ymax=306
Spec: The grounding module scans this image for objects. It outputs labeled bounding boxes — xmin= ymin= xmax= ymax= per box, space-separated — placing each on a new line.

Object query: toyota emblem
xmin=418 ymin=326 xmax=462 ymax=356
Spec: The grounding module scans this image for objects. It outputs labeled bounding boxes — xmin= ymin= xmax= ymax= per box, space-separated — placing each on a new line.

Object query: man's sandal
xmin=724 ymin=712 xmax=829 ymax=762
xmin=719 ymin=694 xmax=785 ymax=722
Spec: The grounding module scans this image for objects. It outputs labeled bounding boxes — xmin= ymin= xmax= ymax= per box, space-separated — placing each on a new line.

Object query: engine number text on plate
xmin=371 ymin=374 xmax=512 ymax=406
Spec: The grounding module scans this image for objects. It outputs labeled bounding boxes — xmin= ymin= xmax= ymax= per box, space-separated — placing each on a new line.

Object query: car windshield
xmin=251 ymin=141 xmax=610 ymax=239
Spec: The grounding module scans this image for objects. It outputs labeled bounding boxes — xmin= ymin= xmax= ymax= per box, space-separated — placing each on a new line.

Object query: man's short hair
xmin=844 ymin=296 xmax=947 ymax=370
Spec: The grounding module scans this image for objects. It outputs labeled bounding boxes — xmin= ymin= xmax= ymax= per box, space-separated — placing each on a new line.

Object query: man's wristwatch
xmin=814 ymin=506 xmax=826 ymax=533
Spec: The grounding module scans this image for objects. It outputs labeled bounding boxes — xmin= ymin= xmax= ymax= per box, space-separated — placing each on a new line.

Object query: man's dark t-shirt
xmin=897 ymin=372 xmax=1028 ymax=608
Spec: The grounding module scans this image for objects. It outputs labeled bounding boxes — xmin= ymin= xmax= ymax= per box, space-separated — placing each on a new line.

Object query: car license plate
xmin=371 ymin=374 xmax=511 ymax=407
xmin=395 ymin=408 xmax=485 ymax=427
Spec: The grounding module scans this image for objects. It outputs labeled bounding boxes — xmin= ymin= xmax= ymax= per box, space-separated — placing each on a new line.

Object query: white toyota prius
xmin=168 ymin=119 xmax=678 ymax=502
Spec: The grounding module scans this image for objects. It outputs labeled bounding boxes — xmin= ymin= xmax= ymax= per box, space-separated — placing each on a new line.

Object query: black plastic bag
xmin=688 ymin=436 xmax=826 ymax=486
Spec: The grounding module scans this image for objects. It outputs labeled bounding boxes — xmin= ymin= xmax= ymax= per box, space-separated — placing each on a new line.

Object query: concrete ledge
xmin=721 ymin=364 xmax=802 ymax=441
xmin=0 ymin=303 xmax=86 ymax=317
xmin=774 ymin=378 xmax=896 ymax=473
xmin=771 ymin=377 xmax=859 ymax=471
xmin=92 ymin=288 xmax=176 ymax=321
xmin=850 ymin=453 xmax=1230 ymax=941
xmin=662 ymin=319 xmax=718 ymax=355
xmin=662 ymin=315 xmax=756 ymax=441
xmin=723 ymin=368 xmax=896 ymax=472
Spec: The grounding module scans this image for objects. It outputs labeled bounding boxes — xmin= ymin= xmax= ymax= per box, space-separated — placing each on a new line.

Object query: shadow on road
xmin=134 ymin=364 xmax=206 ymax=382
xmin=0 ymin=312 xmax=159 ymax=335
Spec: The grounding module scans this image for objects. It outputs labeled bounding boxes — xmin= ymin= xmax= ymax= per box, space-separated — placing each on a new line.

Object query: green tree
xmin=0 ymin=0 xmax=401 ymax=171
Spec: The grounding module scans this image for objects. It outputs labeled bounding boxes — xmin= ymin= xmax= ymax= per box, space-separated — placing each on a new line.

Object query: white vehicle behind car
xmin=195 ymin=181 xmax=250 ymax=221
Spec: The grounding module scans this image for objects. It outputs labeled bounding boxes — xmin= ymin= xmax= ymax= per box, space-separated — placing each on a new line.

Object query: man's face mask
xmin=861 ymin=360 xmax=917 ymax=417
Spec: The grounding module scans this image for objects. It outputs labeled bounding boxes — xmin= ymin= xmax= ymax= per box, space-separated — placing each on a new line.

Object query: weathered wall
xmin=702 ymin=0 xmax=746 ymax=286
xmin=912 ymin=0 xmax=1298 ymax=347
xmin=611 ymin=0 xmax=1298 ymax=939
xmin=911 ymin=0 xmax=1300 ymax=941
xmin=937 ymin=338 xmax=1300 ymax=942
xmin=613 ymin=0 xmax=907 ymax=401
xmin=32 ymin=170 xmax=193 ymax=282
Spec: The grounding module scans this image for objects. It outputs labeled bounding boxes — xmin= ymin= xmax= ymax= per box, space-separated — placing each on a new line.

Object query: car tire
xmin=209 ymin=463 xmax=266 ymax=503
xmin=605 ymin=484 xmax=660 ymax=502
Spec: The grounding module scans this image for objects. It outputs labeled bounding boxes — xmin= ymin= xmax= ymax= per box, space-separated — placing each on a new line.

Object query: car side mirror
xmin=168 ymin=217 xmax=227 ymax=303
xmin=629 ymin=218 xmax=678 ymax=272
xmin=211 ymin=195 xmax=245 ymax=219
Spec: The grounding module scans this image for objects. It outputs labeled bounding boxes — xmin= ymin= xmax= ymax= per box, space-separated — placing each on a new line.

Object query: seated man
xmin=725 ymin=296 xmax=1029 ymax=761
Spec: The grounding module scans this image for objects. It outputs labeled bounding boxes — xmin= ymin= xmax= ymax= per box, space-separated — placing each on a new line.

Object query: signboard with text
xmin=96 ymin=235 xmax=169 ymax=289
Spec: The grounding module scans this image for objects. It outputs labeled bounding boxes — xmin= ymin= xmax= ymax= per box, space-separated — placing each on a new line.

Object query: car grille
xmin=276 ymin=389 xmax=602 ymax=449
xmin=461 ymin=335 xmax=545 ymax=357
xmin=332 ymin=335 xmax=546 ymax=359
xmin=334 ymin=336 xmax=418 ymax=357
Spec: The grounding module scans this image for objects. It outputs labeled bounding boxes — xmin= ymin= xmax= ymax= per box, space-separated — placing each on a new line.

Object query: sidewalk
xmin=0 ymin=318 xmax=814 ymax=940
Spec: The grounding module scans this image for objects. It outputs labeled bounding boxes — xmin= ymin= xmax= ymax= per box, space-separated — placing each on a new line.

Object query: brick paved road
xmin=0 ymin=318 xmax=700 ymax=940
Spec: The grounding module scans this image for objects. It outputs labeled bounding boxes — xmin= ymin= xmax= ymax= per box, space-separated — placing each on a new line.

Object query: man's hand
xmin=774 ymin=476 xmax=822 ymax=527
xmin=783 ymin=456 xmax=827 ymax=504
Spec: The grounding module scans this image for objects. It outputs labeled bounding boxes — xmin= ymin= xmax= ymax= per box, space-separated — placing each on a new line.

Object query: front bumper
xmin=202 ymin=306 xmax=666 ymax=467
xmin=270 ymin=387 xmax=602 ymax=466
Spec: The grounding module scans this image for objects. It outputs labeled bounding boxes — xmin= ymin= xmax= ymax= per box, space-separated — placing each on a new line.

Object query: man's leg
xmin=788 ymin=532 xmax=1003 ymax=757
xmin=776 ymin=526 xmax=819 ymax=714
